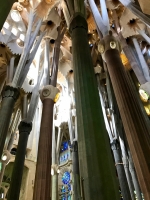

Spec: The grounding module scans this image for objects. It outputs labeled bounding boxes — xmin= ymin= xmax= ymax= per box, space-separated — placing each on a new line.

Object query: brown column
xmin=98 ymin=34 xmax=150 ymax=199
xmin=33 ymin=86 xmax=59 ymax=200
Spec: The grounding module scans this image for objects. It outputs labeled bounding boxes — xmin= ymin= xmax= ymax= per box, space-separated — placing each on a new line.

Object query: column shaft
xmin=70 ymin=15 xmax=119 ymax=200
xmin=111 ymin=140 xmax=132 ymax=200
xmin=0 ymin=86 xmax=19 ymax=158
xmin=7 ymin=121 xmax=32 ymax=200
xmin=105 ymin=48 xmax=150 ymax=199
xmin=72 ymin=141 xmax=81 ymax=200
xmin=33 ymin=99 xmax=54 ymax=200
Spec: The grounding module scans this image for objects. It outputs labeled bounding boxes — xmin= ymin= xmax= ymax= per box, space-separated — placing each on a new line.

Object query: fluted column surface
xmin=105 ymin=49 xmax=150 ymax=199
xmin=33 ymin=99 xmax=54 ymax=200
xmin=70 ymin=14 xmax=119 ymax=200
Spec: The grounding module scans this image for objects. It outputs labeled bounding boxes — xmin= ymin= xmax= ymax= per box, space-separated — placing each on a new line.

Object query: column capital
xmin=69 ymin=13 xmax=88 ymax=33
xmin=2 ymin=85 xmax=20 ymax=101
xmin=40 ymin=85 xmax=60 ymax=103
xmin=18 ymin=120 xmax=32 ymax=134
xmin=98 ymin=34 xmax=121 ymax=61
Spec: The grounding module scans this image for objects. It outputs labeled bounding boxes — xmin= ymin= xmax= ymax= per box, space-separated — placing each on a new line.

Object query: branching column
xmin=0 ymin=85 xmax=19 ymax=158
xmin=33 ymin=86 xmax=59 ymax=200
xmin=69 ymin=14 xmax=119 ymax=200
xmin=7 ymin=121 xmax=32 ymax=200
xmin=98 ymin=34 xmax=150 ymax=199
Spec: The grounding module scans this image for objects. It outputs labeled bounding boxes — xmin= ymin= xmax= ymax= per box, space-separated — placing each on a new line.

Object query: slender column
xmin=72 ymin=141 xmax=81 ymax=200
xmin=51 ymin=171 xmax=58 ymax=200
xmin=111 ymin=140 xmax=132 ymax=200
xmin=123 ymin=157 xmax=135 ymax=200
xmin=7 ymin=121 xmax=32 ymax=200
xmin=132 ymin=38 xmax=150 ymax=82
xmin=70 ymin=14 xmax=119 ymax=200
xmin=128 ymin=152 xmax=143 ymax=200
xmin=119 ymin=35 xmax=146 ymax=85
xmin=51 ymin=122 xmax=58 ymax=200
xmin=0 ymin=85 xmax=19 ymax=158
xmin=33 ymin=86 xmax=59 ymax=200
xmin=99 ymin=34 xmax=150 ymax=199
xmin=0 ymin=0 xmax=16 ymax=30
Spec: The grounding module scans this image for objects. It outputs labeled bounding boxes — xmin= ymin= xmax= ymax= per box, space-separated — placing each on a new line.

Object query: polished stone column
xmin=0 ymin=0 xmax=16 ymax=30
xmin=7 ymin=120 xmax=32 ymax=200
xmin=111 ymin=140 xmax=132 ymax=200
xmin=33 ymin=86 xmax=59 ymax=200
xmin=72 ymin=141 xmax=81 ymax=200
xmin=0 ymin=85 xmax=19 ymax=158
xmin=99 ymin=34 xmax=150 ymax=199
xmin=70 ymin=14 xmax=119 ymax=200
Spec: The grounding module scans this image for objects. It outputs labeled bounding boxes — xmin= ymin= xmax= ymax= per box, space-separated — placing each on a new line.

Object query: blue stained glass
xmin=68 ymin=195 xmax=71 ymax=200
xmin=61 ymin=186 xmax=66 ymax=193
xmin=68 ymin=184 xmax=71 ymax=191
xmin=62 ymin=171 xmax=70 ymax=184
xmin=61 ymin=196 xmax=66 ymax=200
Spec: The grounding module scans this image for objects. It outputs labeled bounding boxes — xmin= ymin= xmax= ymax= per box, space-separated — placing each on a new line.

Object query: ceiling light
xmin=139 ymin=89 xmax=149 ymax=102
xmin=20 ymin=33 xmax=25 ymax=41
xmin=10 ymin=10 xmax=21 ymax=22
xmin=4 ymin=22 xmax=10 ymax=29
xmin=2 ymin=154 xmax=7 ymax=161
xmin=12 ymin=27 xmax=18 ymax=36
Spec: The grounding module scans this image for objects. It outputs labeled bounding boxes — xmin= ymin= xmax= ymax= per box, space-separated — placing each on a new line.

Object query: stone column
xmin=69 ymin=14 xmax=119 ymax=200
xmin=99 ymin=34 xmax=150 ymax=199
xmin=51 ymin=122 xmax=58 ymax=200
xmin=0 ymin=0 xmax=16 ymax=30
xmin=72 ymin=141 xmax=81 ymax=200
xmin=128 ymin=152 xmax=143 ymax=200
xmin=0 ymin=85 xmax=19 ymax=158
xmin=33 ymin=85 xmax=59 ymax=200
xmin=7 ymin=120 xmax=32 ymax=200
xmin=111 ymin=140 xmax=132 ymax=200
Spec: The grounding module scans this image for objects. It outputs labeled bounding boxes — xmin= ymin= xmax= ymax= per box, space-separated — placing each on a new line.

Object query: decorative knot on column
xmin=40 ymin=85 xmax=60 ymax=103
xmin=111 ymin=139 xmax=120 ymax=150
xmin=51 ymin=164 xmax=59 ymax=175
xmin=2 ymin=85 xmax=20 ymax=100
xmin=98 ymin=34 xmax=121 ymax=61
xmin=18 ymin=120 xmax=32 ymax=134
xmin=69 ymin=14 xmax=88 ymax=33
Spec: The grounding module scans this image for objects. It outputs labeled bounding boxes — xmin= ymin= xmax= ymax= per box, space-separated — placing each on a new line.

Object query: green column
xmin=69 ymin=14 xmax=119 ymax=200
xmin=0 ymin=0 xmax=16 ymax=30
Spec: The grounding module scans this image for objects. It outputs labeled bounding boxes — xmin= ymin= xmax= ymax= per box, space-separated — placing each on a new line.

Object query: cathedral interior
xmin=0 ymin=0 xmax=150 ymax=199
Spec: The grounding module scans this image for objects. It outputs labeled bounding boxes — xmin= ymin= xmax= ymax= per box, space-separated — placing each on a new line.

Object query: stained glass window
xmin=62 ymin=172 xmax=70 ymax=185
xmin=60 ymin=171 xmax=72 ymax=200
